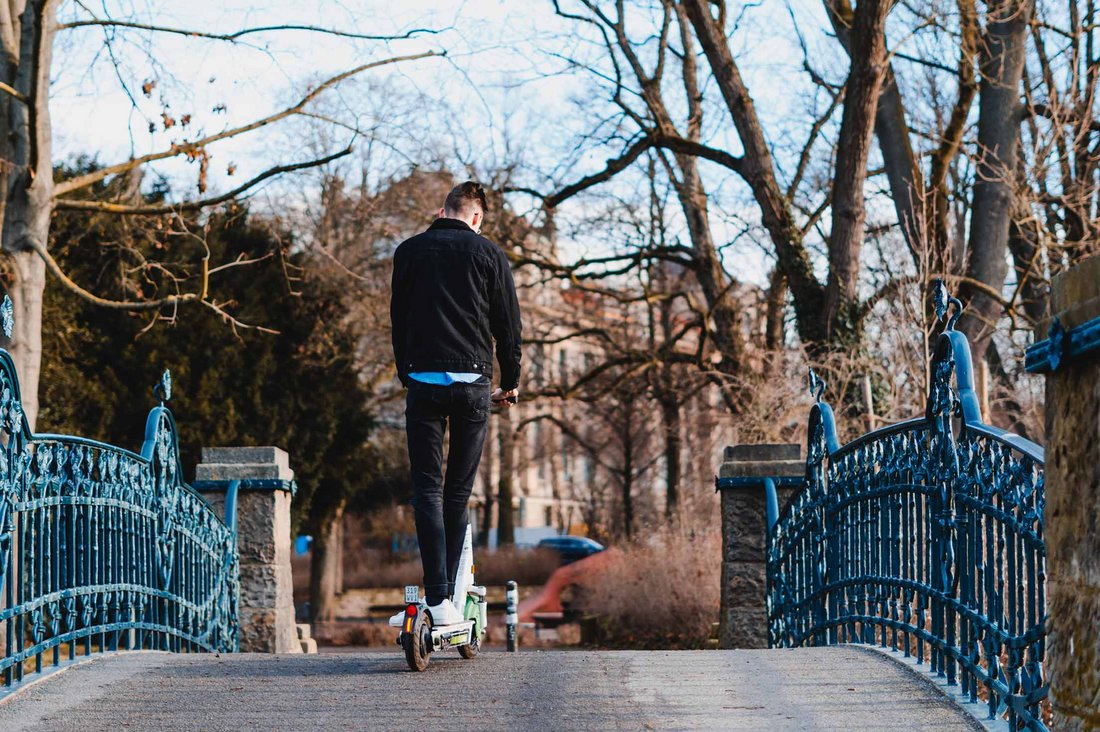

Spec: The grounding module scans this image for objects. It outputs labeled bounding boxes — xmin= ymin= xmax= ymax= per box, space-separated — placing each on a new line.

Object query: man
xmin=389 ymin=181 xmax=522 ymax=626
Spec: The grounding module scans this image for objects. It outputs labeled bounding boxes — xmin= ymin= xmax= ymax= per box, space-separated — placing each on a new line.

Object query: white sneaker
xmin=426 ymin=598 xmax=463 ymax=626
xmin=388 ymin=609 xmax=406 ymax=628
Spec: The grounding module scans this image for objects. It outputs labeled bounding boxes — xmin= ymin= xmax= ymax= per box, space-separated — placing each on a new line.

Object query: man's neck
xmin=432 ymin=217 xmax=477 ymax=233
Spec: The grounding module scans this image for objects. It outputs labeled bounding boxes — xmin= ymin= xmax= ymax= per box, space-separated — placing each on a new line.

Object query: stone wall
xmin=196 ymin=447 xmax=300 ymax=654
xmin=1041 ymin=256 xmax=1100 ymax=730
xmin=717 ymin=444 xmax=801 ymax=649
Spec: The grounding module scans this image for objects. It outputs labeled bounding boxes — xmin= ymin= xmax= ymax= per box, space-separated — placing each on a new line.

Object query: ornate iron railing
xmin=766 ymin=284 xmax=1047 ymax=730
xmin=0 ymin=299 xmax=238 ymax=688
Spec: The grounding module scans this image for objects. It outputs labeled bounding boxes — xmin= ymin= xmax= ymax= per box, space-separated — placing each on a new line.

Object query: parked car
xmin=537 ymin=536 xmax=605 ymax=564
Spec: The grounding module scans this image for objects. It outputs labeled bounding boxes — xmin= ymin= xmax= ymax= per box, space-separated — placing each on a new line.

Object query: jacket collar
xmin=429 ymin=217 xmax=473 ymax=233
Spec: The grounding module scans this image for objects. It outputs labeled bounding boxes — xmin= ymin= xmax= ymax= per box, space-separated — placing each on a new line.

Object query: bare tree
xmin=957 ymin=0 xmax=1033 ymax=363
xmin=0 ymin=1 xmax=438 ymax=427
xmin=527 ymin=0 xmax=1074 ymax=432
xmin=532 ymin=1 xmax=895 ymax=365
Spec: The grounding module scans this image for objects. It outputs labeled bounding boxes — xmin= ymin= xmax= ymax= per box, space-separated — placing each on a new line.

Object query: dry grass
xmin=573 ymin=526 xmax=719 ymax=649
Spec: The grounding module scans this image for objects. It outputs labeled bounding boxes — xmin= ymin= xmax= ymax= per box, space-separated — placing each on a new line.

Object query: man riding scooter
xmin=389 ymin=181 xmax=522 ymax=627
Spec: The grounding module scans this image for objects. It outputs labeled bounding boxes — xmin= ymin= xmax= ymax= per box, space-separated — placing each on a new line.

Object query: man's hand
xmin=491 ymin=387 xmax=519 ymax=407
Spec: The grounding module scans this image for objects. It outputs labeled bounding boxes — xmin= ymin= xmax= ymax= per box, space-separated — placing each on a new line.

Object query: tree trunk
xmin=2 ymin=1 xmax=56 ymax=431
xmin=621 ymin=439 xmax=634 ymax=540
xmin=872 ymin=68 xmax=926 ymax=263
xmin=7 ymin=251 xmax=44 ymax=427
xmin=1008 ymin=145 xmax=1048 ymax=323
xmin=828 ymin=0 xmax=977 ymax=285
xmin=827 ymin=0 xmax=924 ymax=265
xmin=958 ymin=0 xmax=1032 ymax=362
xmin=765 ymin=269 xmax=787 ymax=353
xmin=672 ymin=157 xmax=746 ymax=375
xmin=660 ymin=389 xmax=681 ymax=520
xmin=309 ymin=496 xmax=347 ymax=623
xmin=496 ymin=407 xmax=515 ymax=546
xmin=644 ymin=10 xmax=747 ymax=380
xmin=680 ymin=0 xmax=827 ymax=346
xmin=333 ymin=513 xmax=344 ymax=595
xmin=823 ymin=0 xmax=892 ymax=343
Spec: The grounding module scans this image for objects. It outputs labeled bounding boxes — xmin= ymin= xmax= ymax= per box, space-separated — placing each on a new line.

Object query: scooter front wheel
xmin=402 ymin=612 xmax=432 ymax=671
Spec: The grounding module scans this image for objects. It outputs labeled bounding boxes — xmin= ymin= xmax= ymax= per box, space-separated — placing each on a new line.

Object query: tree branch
xmin=857 ymin=273 xmax=1020 ymax=325
xmin=542 ymin=133 xmax=741 ymax=209
xmin=544 ymin=136 xmax=653 ymax=209
xmin=787 ymin=86 xmax=845 ymax=200
xmin=655 ymin=134 xmax=743 ymax=173
xmin=1032 ymin=102 xmax=1100 ymax=132
xmin=55 ymin=147 xmax=352 ymax=215
xmin=27 ymin=235 xmax=198 ymax=311
xmin=53 ymin=51 xmax=439 ymax=197
xmin=26 ymin=233 xmax=277 ymax=333
xmin=57 ymin=19 xmax=447 ymax=43
xmin=0 ymin=79 xmax=26 ymax=103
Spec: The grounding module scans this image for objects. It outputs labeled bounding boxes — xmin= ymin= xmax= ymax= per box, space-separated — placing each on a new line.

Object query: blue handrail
xmin=0 ymin=301 xmax=238 ymax=688
xmin=766 ymin=282 xmax=1047 ymax=730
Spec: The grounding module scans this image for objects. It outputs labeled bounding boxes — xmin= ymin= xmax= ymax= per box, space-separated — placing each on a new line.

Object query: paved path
xmin=0 ymin=646 xmax=983 ymax=731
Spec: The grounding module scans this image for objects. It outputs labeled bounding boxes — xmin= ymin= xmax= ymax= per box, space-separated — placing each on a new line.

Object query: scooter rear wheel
xmin=402 ymin=613 xmax=432 ymax=671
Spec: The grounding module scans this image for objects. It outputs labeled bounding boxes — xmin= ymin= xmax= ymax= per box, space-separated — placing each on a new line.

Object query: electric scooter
xmin=392 ymin=524 xmax=487 ymax=671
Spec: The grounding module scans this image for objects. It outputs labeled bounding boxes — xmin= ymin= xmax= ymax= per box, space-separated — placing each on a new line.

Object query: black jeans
xmin=405 ymin=377 xmax=491 ymax=605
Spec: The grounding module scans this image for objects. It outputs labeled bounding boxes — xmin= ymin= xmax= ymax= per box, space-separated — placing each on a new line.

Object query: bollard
xmin=505 ymin=580 xmax=519 ymax=652
xmin=194 ymin=447 xmax=299 ymax=653
xmin=715 ymin=444 xmax=802 ymax=648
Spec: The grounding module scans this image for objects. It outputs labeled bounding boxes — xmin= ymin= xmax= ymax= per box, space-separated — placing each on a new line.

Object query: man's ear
xmin=438 ymin=207 xmax=446 ymax=218
xmin=472 ymin=211 xmax=482 ymax=229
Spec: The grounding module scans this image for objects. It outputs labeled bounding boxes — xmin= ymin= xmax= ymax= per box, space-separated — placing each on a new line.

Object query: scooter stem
xmin=450 ymin=524 xmax=475 ymax=608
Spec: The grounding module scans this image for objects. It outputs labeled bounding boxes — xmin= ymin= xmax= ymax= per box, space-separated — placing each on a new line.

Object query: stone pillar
xmin=717 ymin=444 xmax=802 ymax=649
xmin=194 ymin=447 xmax=300 ymax=654
xmin=1038 ymin=256 xmax=1100 ymax=730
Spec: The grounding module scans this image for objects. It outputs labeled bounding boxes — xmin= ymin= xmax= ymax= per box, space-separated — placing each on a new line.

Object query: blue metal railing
xmin=0 ymin=300 xmax=238 ymax=687
xmin=766 ymin=283 xmax=1047 ymax=730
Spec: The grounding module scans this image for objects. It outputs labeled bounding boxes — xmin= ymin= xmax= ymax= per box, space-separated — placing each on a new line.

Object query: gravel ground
xmin=0 ymin=646 xmax=985 ymax=731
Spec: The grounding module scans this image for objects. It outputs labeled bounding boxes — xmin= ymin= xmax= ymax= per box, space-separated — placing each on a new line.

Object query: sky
xmin=53 ymin=1 xmax=581 ymax=188
xmin=48 ymin=0 xmax=850 ymax=286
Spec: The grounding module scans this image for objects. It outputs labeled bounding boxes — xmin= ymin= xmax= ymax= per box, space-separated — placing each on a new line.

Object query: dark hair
xmin=443 ymin=180 xmax=488 ymax=217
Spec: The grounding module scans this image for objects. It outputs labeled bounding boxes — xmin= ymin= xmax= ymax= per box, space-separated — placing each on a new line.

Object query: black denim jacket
xmin=390 ymin=218 xmax=522 ymax=390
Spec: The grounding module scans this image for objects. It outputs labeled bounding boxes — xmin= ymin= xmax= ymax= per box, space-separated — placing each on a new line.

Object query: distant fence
xmin=766 ymin=284 xmax=1047 ymax=729
xmin=0 ymin=298 xmax=238 ymax=687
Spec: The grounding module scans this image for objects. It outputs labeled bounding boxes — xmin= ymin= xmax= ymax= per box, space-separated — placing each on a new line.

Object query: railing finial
xmin=154 ymin=369 xmax=172 ymax=404
xmin=1 ymin=295 xmax=13 ymax=339
xmin=808 ymin=368 xmax=826 ymax=404
xmin=932 ymin=278 xmax=963 ymax=331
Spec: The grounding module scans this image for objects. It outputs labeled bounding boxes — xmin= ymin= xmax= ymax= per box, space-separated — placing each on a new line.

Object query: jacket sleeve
xmin=389 ymin=245 xmax=409 ymax=388
xmin=489 ymin=248 xmax=523 ymax=391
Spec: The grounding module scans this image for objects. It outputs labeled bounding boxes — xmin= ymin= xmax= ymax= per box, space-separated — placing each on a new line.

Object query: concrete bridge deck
xmin=0 ymin=646 xmax=983 ymax=731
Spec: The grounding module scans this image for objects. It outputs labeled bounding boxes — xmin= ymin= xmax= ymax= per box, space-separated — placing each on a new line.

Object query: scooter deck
xmin=431 ymin=619 xmax=475 ymax=650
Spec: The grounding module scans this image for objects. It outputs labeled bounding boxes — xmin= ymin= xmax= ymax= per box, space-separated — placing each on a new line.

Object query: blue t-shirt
xmin=408 ymin=372 xmax=481 ymax=386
